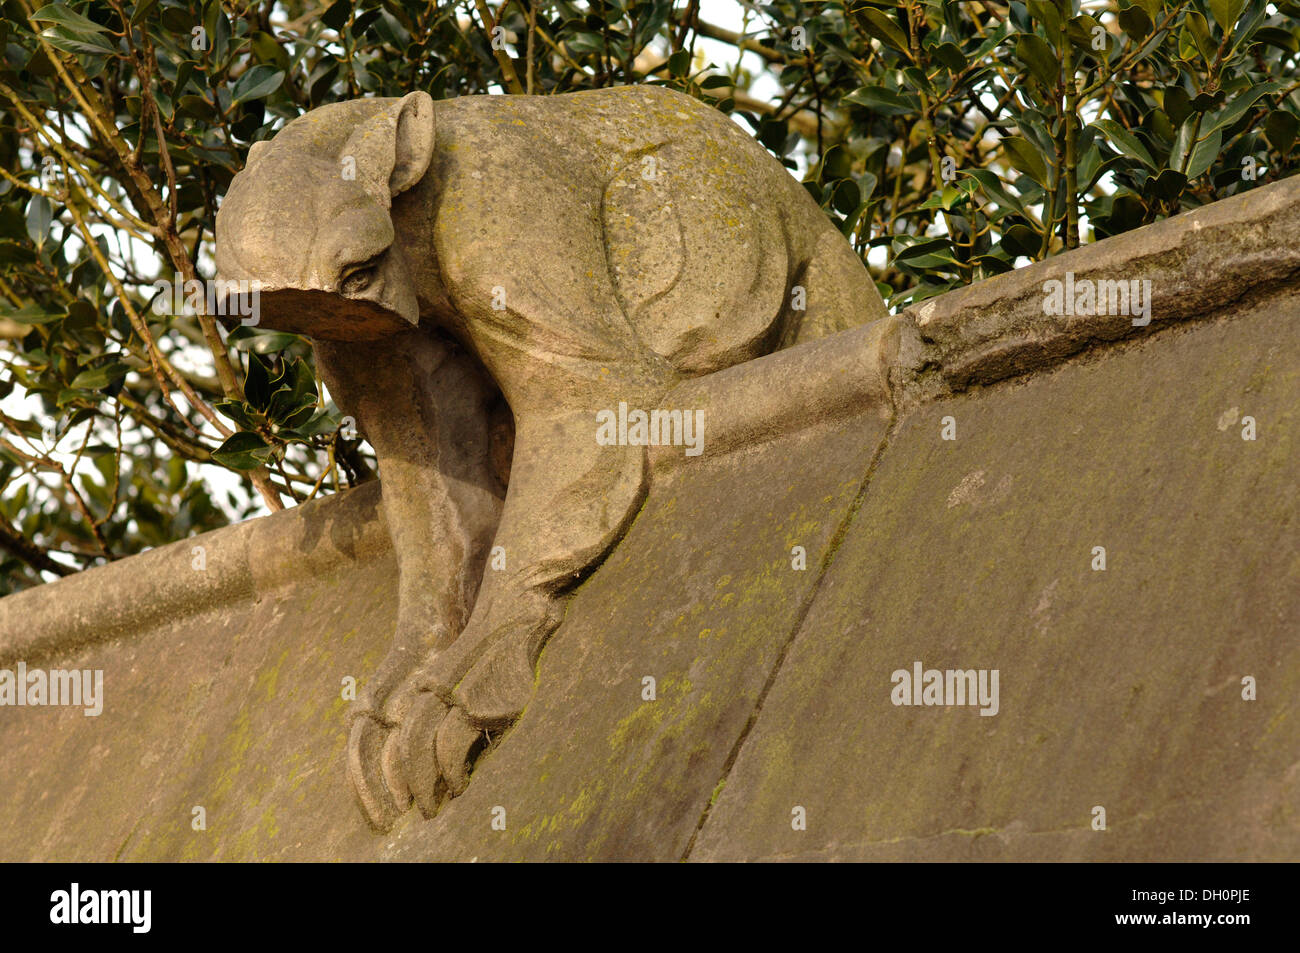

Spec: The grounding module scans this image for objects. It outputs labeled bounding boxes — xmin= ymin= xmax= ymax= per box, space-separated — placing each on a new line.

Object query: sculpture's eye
xmin=341 ymin=265 xmax=376 ymax=296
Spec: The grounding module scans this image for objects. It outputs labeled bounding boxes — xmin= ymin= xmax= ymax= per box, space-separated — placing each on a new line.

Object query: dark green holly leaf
xmin=212 ymin=432 xmax=272 ymax=470
xmin=853 ymin=7 xmax=911 ymax=54
xmin=1001 ymin=135 xmax=1050 ymax=185
xmin=322 ymin=0 xmax=352 ymax=32
xmin=1092 ymin=119 xmax=1157 ymax=169
xmin=842 ymin=86 xmax=918 ymax=116
xmin=1015 ymin=33 xmax=1059 ymax=88
xmin=1264 ymin=110 xmax=1299 ymax=154
xmin=230 ymin=66 xmax=284 ymax=105
xmin=244 ymin=353 xmax=272 ymax=411
xmin=70 ymin=362 xmax=129 ymax=390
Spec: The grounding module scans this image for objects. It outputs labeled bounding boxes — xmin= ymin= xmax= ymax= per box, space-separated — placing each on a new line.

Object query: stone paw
xmin=347 ymin=677 xmax=514 ymax=830
xmin=347 ymin=600 xmax=557 ymax=831
xmin=382 ymin=640 xmax=532 ymax=804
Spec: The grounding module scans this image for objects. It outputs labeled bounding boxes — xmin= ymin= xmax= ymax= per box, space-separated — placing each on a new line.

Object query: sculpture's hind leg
xmin=780 ymin=225 xmax=891 ymax=347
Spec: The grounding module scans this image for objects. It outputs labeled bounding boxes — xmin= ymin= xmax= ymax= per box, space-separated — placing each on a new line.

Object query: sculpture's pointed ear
xmin=342 ymin=91 xmax=435 ymax=207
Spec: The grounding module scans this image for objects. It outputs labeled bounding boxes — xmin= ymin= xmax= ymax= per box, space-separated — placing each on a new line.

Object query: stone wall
xmin=1 ymin=178 xmax=1296 ymax=861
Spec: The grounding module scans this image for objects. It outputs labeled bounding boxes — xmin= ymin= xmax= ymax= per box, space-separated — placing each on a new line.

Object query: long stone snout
xmin=216 ymin=284 xmax=417 ymax=342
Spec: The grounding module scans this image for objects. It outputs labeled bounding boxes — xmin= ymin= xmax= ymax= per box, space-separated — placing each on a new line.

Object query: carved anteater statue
xmin=215 ymin=84 xmax=888 ymax=830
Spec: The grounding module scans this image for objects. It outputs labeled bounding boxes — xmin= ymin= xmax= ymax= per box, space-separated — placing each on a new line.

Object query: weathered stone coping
xmin=905 ymin=174 xmax=1300 ymax=390
xmin=3 ymin=174 xmax=1297 ymax=662
xmin=0 ymin=481 xmax=389 ymax=666
xmin=649 ymin=314 xmax=905 ymax=473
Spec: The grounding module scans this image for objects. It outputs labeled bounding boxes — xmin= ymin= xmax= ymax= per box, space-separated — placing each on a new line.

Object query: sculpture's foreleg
xmin=384 ymin=399 xmax=659 ymax=806
xmin=315 ymin=330 xmax=507 ymax=829
xmin=376 ymin=175 xmax=679 ymax=813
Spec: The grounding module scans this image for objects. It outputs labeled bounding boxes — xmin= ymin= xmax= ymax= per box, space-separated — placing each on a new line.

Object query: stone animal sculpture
xmin=215 ymin=84 xmax=888 ymax=831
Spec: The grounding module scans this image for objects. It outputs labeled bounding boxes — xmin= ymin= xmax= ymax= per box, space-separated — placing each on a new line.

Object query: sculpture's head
xmin=215 ymin=92 xmax=435 ymax=341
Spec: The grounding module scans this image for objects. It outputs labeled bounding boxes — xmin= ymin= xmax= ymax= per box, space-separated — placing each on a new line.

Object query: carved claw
xmin=398 ymin=692 xmax=451 ymax=817
xmin=434 ymin=706 xmax=482 ymax=797
xmin=347 ymin=715 xmax=406 ymax=832
xmin=380 ymin=724 xmax=411 ymax=807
